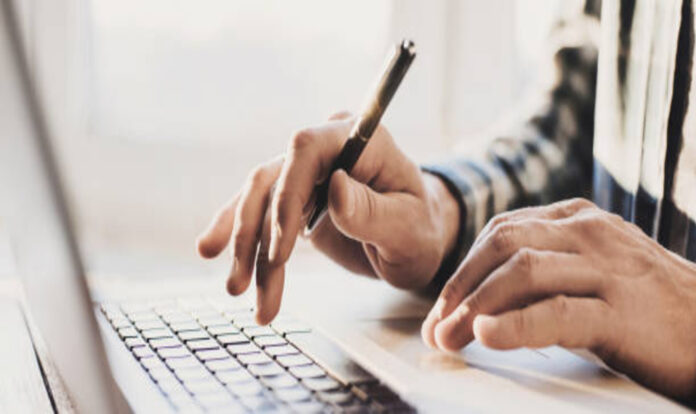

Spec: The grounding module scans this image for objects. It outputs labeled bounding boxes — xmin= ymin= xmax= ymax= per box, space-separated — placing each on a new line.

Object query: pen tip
xmin=402 ymin=39 xmax=416 ymax=56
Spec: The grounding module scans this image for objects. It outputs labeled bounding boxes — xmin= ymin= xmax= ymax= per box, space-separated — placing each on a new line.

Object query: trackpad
xmin=350 ymin=318 xmax=674 ymax=412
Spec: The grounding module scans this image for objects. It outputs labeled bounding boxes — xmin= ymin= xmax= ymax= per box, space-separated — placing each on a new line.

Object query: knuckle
xmin=568 ymin=197 xmax=594 ymax=210
xmin=232 ymin=227 xmax=256 ymax=253
xmin=554 ymin=197 xmax=592 ymax=218
xmin=512 ymin=310 xmax=528 ymax=338
xmin=489 ymin=222 xmax=517 ymax=252
xmin=551 ymin=295 xmax=571 ymax=324
xmin=464 ymin=292 xmax=482 ymax=315
xmin=248 ymin=166 xmax=272 ymax=188
xmin=363 ymin=189 xmax=377 ymax=221
xmin=442 ymin=276 xmax=464 ymax=303
xmin=290 ymin=128 xmax=316 ymax=151
xmin=274 ymin=190 xmax=303 ymax=215
xmin=487 ymin=213 xmax=510 ymax=233
xmin=512 ymin=248 xmax=538 ymax=277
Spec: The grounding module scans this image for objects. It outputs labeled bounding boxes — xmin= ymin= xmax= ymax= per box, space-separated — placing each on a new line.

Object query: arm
xmin=425 ymin=6 xmax=600 ymax=287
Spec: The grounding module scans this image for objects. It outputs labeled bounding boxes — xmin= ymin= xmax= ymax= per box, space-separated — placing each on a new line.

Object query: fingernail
xmin=433 ymin=298 xmax=447 ymax=320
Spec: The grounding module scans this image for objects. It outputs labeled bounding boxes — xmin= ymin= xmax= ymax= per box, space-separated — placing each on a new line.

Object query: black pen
xmin=305 ymin=39 xmax=416 ymax=232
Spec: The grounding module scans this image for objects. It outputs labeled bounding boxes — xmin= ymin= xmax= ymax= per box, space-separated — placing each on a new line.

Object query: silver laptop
xmin=0 ymin=1 xmax=418 ymax=412
xmin=1 ymin=0 xmax=691 ymax=412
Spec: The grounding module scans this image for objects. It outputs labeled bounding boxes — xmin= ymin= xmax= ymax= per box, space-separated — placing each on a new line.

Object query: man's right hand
xmin=196 ymin=112 xmax=460 ymax=325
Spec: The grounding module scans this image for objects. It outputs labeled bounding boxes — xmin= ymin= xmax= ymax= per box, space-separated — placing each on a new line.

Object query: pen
xmin=305 ymin=39 xmax=416 ymax=232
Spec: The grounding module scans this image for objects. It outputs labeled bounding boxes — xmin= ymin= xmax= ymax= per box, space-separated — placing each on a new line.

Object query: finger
xmin=308 ymin=215 xmax=376 ymax=277
xmin=226 ymin=159 xmax=283 ymax=296
xmin=423 ymin=217 xmax=576 ymax=346
xmin=327 ymin=169 xmax=417 ymax=248
xmin=268 ymin=122 xmax=351 ymax=266
xmin=474 ymin=198 xmax=595 ymax=251
xmin=197 ymin=194 xmax=241 ymax=258
xmin=328 ymin=110 xmax=353 ymax=121
xmin=433 ymin=250 xmax=604 ymax=350
xmin=255 ymin=202 xmax=285 ymax=325
xmin=472 ymin=295 xmax=612 ymax=351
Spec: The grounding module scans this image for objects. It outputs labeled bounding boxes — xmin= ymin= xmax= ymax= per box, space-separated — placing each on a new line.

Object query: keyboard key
xmin=141 ymin=357 xmax=166 ymax=371
xmin=141 ymin=328 xmax=172 ymax=340
xmin=207 ymin=324 xmax=240 ymax=337
xmin=185 ymin=378 xmax=225 ymax=395
xmin=317 ymin=389 xmax=354 ymax=405
xmin=271 ymin=320 xmax=311 ymax=335
xmin=227 ymin=343 xmax=260 ymax=355
xmin=226 ymin=380 xmax=264 ymax=397
xmin=157 ymin=378 xmax=187 ymax=396
xmin=196 ymin=391 xmax=236 ymax=410
xmin=265 ymin=344 xmax=299 ymax=357
xmin=243 ymin=326 xmax=275 ymax=338
xmin=205 ymin=358 xmax=241 ymax=372
xmin=254 ymin=335 xmax=286 ymax=347
xmin=160 ymin=312 xmax=193 ymax=324
xmin=110 ymin=317 xmax=131 ymax=329
xmin=168 ymin=392 xmax=198 ymax=412
xmin=289 ymin=365 xmax=325 ymax=379
xmin=239 ymin=395 xmax=277 ymax=411
xmin=196 ymin=349 xmax=230 ymax=361
xmin=149 ymin=366 xmax=176 ymax=382
xmin=216 ymin=369 xmax=255 ymax=385
xmin=118 ymin=327 xmax=138 ymax=339
xmin=134 ymin=320 xmax=166 ymax=331
xmin=302 ymin=376 xmax=341 ymax=392
xmin=190 ymin=307 xmax=220 ymax=319
xmin=247 ymin=362 xmax=284 ymax=377
xmin=288 ymin=400 xmax=326 ymax=413
xmin=187 ymin=339 xmax=220 ymax=351
xmin=149 ymin=337 xmax=181 ymax=349
xmin=259 ymin=373 xmax=298 ymax=389
xmin=125 ymin=337 xmax=146 ymax=349
xmin=170 ymin=321 xmax=200 ymax=333
xmin=158 ymin=347 xmax=191 ymax=359
xmin=133 ymin=346 xmax=156 ymax=359
xmin=175 ymin=367 xmax=213 ymax=382
xmin=179 ymin=330 xmax=209 ymax=342
xmin=217 ymin=333 xmax=249 ymax=346
xmin=166 ymin=356 xmax=201 ymax=371
xmin=128 ymin=311 xmax=160 ymax=323
xmin=197 ymin=317 xmax=229 ymax=328
xmin=274 ymin=386 xmax=311 ymax=403
xmin=232 ymin=316 xmax=258 ymax=329
xmin=277 ymin=354 xmax=312 ymax=368
xmin=238 ymin=352 xmax=271 ymax=366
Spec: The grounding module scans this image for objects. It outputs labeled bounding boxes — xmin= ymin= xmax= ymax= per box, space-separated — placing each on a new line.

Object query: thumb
xmin=327 ymin=169 xmax=412 ymax=248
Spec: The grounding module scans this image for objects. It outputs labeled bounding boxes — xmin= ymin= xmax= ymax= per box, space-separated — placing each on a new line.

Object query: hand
xmin=421 ymin=198 xmax=696 ymax=400
xmin=197 ymin=112 xmax=460 ymax=325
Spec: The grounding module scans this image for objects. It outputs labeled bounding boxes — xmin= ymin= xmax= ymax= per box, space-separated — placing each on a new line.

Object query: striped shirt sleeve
xmin=425 ymin=4 xmax=600 ymax=288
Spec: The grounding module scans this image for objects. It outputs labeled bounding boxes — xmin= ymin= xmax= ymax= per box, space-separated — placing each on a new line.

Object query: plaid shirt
xmin=426 ymin=0 xmax=696 ymax=286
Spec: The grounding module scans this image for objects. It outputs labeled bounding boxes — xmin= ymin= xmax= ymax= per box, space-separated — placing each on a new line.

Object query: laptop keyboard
xmin=99 ymin=297 xmax=416 ymax=413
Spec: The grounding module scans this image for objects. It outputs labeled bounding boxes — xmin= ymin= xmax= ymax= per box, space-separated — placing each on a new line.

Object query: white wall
xmin=21 ymin=0 xmax=561 ymax=259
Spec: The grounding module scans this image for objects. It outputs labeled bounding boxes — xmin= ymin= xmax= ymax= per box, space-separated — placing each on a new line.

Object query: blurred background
xmin=4 ymin=0 xmax=578 ymax=276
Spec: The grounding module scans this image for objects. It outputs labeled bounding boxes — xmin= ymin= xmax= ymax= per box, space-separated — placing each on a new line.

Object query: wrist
xmin=423 ymin=172 xmax=461 ymax=269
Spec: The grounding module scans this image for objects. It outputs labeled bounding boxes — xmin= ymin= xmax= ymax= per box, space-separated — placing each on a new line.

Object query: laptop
xmin=0 ymin=0 xmax=690 ymax=412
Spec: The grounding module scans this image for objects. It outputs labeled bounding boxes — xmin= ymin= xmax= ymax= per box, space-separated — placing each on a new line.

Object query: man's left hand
xmin=421 ymin=198 xmax=696 ymax=400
